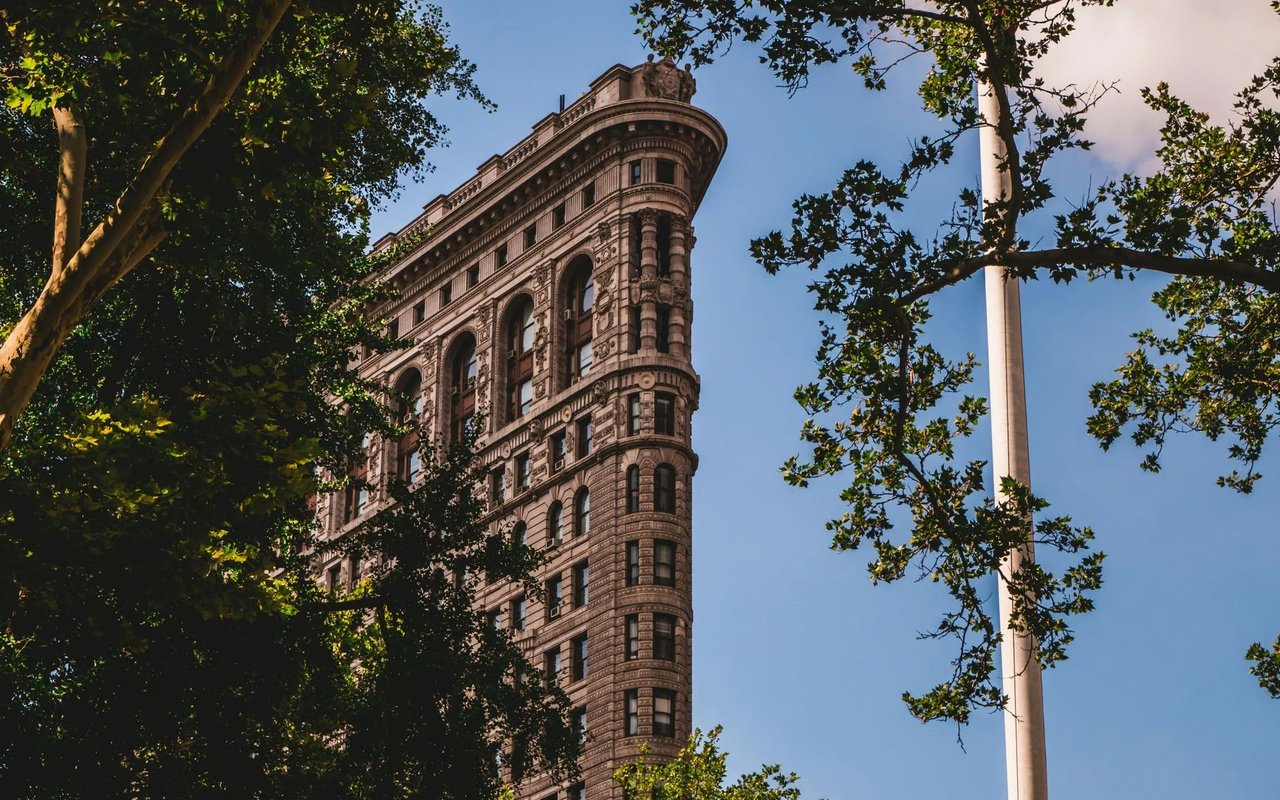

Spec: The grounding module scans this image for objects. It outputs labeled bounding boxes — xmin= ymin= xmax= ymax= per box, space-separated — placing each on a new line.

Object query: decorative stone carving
xmin=638 ymin=207 xmax=660 ymax=226
xmin=592 ymin=380 xmax=609 ymax=407
xmin=477 ymin=299 xmax=498 ymax=343
xmin=593 ymin=221 xmax=618 ymax=265
xmin=533 ymin=324 xmax=549 ymax=371
xmin=534 ymin=261 xmax=551 ymax=305
xmin=638 ymin=276 xmax=659 ymax=302
xmin=671 ymin=276 xmax=689 ymax=299
xmin=594 ymin=265 xmax=613 ymax=290
xmin=529 ymin=417 xmax=545 ymax=442
xmin=639 ymin=55 xmax=695 ymax=103
xmin=595 ymin=287 xmax=614 ymax=331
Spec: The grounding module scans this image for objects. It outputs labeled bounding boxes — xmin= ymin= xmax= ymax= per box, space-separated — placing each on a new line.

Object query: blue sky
xmin=369 ymin=3 xmax=1280 ymax=797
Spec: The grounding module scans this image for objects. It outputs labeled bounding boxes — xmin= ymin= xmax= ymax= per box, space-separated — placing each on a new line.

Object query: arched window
xmin=654 ymin=464 xmax=676 ymax=513
xmin=625 ymin=465 xmax=640 ymax=513
xmin=512 ymin=521 xmax=528 ymax=554
xmin=574 ymin=487 xmax=591 ymax=537
xmin=564 ymin=256 xmax=594 ymax=385
xmin=547 ymin=501 xmax=564 ymax=547
xmin=449 ymin=335 xmax=477 ymax=443
xmin=394 ymin=369 xmax=422 ymax=482
xmin=505 ymin=297 xmax=537 ymax=423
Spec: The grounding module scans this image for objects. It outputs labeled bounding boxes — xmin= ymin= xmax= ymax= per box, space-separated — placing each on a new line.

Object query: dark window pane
xmin=654 ymin=540 xmax=676 ymax=586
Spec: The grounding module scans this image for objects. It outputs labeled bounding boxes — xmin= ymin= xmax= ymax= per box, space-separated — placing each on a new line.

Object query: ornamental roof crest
xmin=639 ymin=55 xmax=695 ymax=103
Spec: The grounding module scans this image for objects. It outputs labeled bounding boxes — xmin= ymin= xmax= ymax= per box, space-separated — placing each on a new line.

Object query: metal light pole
xmin=978 ymin=71 xmax=1050 ymax=800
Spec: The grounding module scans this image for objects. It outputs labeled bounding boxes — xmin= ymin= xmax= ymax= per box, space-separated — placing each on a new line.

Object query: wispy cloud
xmin=1035 ymin=0 xmax=1280 ymax=172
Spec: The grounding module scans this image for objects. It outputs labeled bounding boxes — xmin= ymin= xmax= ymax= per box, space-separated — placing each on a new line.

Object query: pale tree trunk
xmin=51 ymin=105 xmax=86 ymax=274
xmin=0 ymin=0 xmax=293 ymax=452
xmin=978 ymin=68 xmax=1050 ymax=800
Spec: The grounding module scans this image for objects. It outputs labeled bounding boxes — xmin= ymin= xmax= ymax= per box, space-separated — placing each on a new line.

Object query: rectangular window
xmin=553 ymin=203 xmax=566 ymax=229
xmin=496 ymin=243 xmax=508 ymax=268
xmin=327 ymin=563 xmax=342 ymax=592
xmin=509 ymin=593 xmax=524 ymax=629
xmin=550 ymin=432 xmax=566 ymax=473
xmin=489 ymin=609 xmax=503 ymax=631
xmin=512 ymin=740 xmax=527 ymax=783
xmin=524 ymin=224 xmax=537 ymax=249
xmin=440 ymin=283 xmax=452 ymax=307
xmin=626 ymin=540 xmax=640 ymax=586
xmin=571 ymin=634 xmax=588 ymax=681
xmin=569 ymin=783 xmax=585 ymax=800
xmin=654 ymin=613 xmax=676 ymax=661
xmin=625 ymin=466 xmax=640 ymax=514
xmin=546 ymin=575 xmax=563 ymax=620
xmin=653 ymin=689 xmax=676 ymax=737
xmin=573 ymin=560 xmax=589 ymax=608
xmin=491 ymin=467 xmax=506 ymax=505
xmin=624 ymin=689 xmax=638 ymax=736
xmin=512 ymin=595 xmax=526 ymax=631
xmin=583 ymin=181 xmax=596 ymax=208
xmin=628 ymin=393 xmax=641 ymax=435
xmin=516 ymin=452 xmax=531 ymax=491
xmin=654 ymin=539 xmax=676 ymax=586
xmin=467 ymin=263 xmax=480 ymax=288
xmin=544 ymin=648 xmax=561 ymax=688
xmin=575 ymin=340 xmax=593 ymax=380
xmin=572 ymin=707 xmax=587 ymax=743
xmin=629 ymin=160 xmax=642 ymax=185
xmin=655 ymin=392 xmax=675 ymax=436
xmin=412 ymin=300 xmax=425 ymax=324
xmin=343 ymin=461 xmax=368 ymax=522
xmin=349 ymin=554 xmax=361 ymax=589
xmin=625 ymin=614 xmax=639 ymax=661
xmin=656 ymin=159 xmax=676 ymax=184
xmin=630 ymin=306 xmax=642 ymax=353
xmin=576 ymin=415 xmax=593 ymax=459
xmin=656 ymin=305 xmax=671 ymax=353
xmin=655 ymin=465 xmax=676 ymax=513
xmin=388 ymin=318 xmax=400 ymax=339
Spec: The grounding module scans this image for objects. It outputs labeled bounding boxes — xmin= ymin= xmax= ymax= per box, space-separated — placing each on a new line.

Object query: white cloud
xmin=1034 ymin=0 xmax=1280 ymax=171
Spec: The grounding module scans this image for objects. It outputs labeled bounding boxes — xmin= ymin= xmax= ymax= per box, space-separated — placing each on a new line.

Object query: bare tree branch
xmin=904 ymin=247 xmax=1280 ymax=304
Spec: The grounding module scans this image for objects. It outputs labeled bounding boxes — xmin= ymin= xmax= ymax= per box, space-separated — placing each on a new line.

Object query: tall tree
xmin=1 ymin=2 xmax=577 ymax=796
xmin=633 ymin=0 xmax=1280 ymax=725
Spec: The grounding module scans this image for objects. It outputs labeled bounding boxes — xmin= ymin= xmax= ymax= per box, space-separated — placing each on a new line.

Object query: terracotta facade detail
xmin=334 ymin=59 xmax=725 ymax=800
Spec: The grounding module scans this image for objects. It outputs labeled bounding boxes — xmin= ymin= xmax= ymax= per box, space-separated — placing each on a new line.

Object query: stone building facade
xmin=317 ymin=58 xmax=725 ymax=799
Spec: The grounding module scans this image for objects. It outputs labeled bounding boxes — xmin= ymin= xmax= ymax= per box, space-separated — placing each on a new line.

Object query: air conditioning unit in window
xmin=563 ymin=308 xmax=574 ymax=321
xmin=548 ymin=605 xmax=561 ymax=619
xmin=508 ymin=349 xmax=519 ymax=360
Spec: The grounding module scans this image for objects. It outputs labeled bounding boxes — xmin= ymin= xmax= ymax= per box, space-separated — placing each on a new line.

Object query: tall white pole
xmin=978 ymin=72 xmax=1050 ymax=800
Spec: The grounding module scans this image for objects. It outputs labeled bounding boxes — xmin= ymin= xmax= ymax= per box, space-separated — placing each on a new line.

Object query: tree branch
xmin=50 ymin=103 xmax=86 ymax=276
xmin=0 ymin=0 xmax=293 ymax=452
xmin=903 ymin=247 xmax=1280 ymax=305
xmin=307 ymin=595 xmax=388 ymax=612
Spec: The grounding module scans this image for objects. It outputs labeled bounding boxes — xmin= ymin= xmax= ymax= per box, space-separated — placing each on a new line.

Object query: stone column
xmin=667 ymin=214 xmax=690 ymax=359
xmin=638 ymin=209 xmax=659 ymax=351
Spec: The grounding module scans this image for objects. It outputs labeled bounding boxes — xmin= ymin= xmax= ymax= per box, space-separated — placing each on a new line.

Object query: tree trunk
xmin=0 ymin=0 xmax=293 ymax=452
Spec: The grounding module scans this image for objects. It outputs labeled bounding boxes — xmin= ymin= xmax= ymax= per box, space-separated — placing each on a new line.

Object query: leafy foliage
xmin=634 ymin=0 xmax=1280 ymax=719
xmin=1 ymin=2 xmax=574 ymax=797
xmin=615 ymin=727 xmax=801 ymax=800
